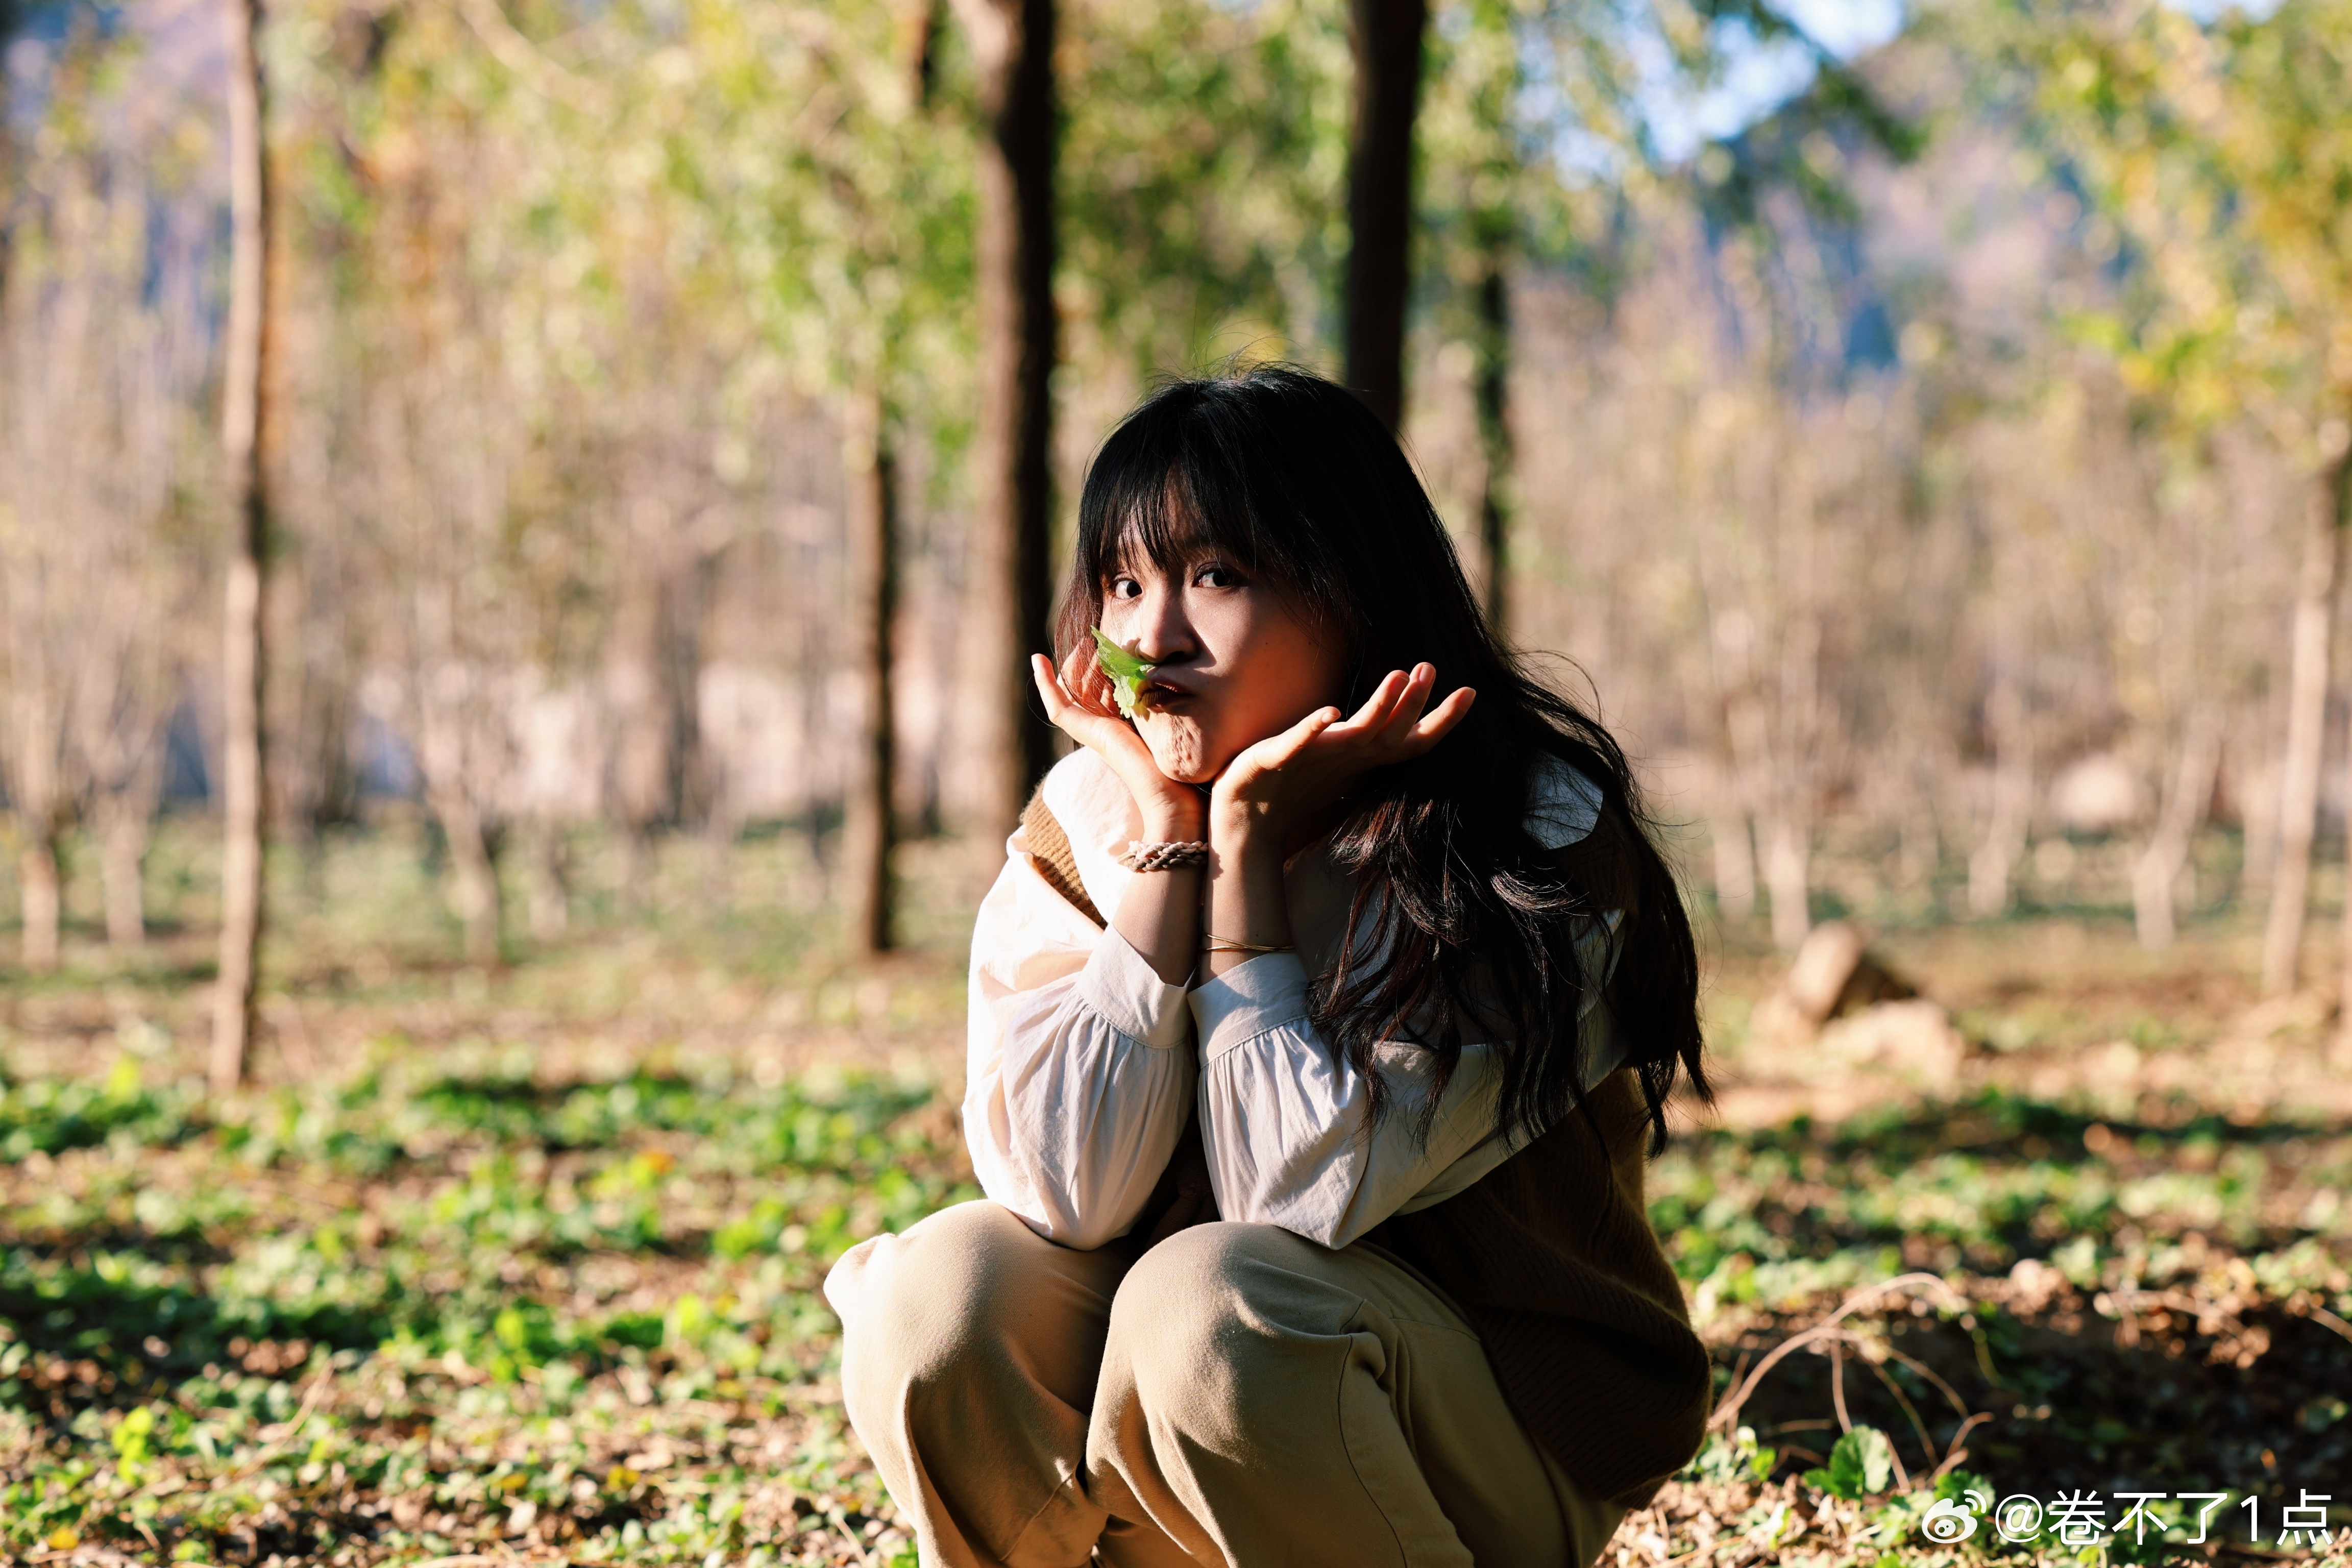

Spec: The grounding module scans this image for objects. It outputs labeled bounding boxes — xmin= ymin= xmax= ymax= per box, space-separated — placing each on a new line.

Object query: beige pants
xmin=825 ymin=1200 xmax=1626 ymax=1568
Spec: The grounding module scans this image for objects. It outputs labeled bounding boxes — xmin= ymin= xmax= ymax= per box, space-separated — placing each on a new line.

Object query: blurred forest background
xmin=7 ymin=0 xmax=2352 ymax=989
xmin=5 ymin=0 xmax=2352 ymax=1562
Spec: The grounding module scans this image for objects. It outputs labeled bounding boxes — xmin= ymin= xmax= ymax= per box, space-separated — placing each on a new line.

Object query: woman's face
xmin=1096 ymin=536 xmax=1347 ymax=785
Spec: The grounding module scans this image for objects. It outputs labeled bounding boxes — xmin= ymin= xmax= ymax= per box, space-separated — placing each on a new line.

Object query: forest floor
xmin=1 ymin=818 xmax=2349 ymax=1565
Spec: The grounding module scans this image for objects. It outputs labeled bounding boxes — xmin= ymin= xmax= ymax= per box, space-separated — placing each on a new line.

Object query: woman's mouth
xmin=1144 ymin=680 xmax=1193 ymax=708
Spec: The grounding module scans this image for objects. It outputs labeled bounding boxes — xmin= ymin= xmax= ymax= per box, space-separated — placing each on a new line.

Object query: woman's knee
xmin=1102 ymin=1222 xmax=1333 ymax=1407
xmin=836 ymin=1204 xmax=1137 ymax=1565
xmin=831 ymin=1202 xmax=1051 ymax=1373
xmin=832 ymin=1200 xmax=1127 ymax=1417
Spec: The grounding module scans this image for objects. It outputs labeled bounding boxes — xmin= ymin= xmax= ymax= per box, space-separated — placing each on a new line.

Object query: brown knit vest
xmin=1015 ymin=791 xmax=1713 ymax=1509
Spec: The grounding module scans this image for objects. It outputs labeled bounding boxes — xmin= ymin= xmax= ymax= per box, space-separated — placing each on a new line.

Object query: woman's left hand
xmin=1208 ymin=663 xmax=1474 ymax=853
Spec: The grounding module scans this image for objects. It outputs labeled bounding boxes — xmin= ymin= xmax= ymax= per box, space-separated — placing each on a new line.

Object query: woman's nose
xmin=1133 ymin=584 xmax=1196 ymax=665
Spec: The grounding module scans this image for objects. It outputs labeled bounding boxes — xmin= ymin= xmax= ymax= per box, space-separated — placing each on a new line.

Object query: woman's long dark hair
xmin=1056 ymin=364 xmax=1710 ymax=1155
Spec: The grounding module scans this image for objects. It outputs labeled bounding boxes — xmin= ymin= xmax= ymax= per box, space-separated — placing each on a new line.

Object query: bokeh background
xmin=3 ymin=0 xmax=2352 ymax=1561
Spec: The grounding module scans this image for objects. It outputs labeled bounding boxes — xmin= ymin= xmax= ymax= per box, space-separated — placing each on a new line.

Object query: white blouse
xmin=963 ymin=747 xmax=1628 ymax=1253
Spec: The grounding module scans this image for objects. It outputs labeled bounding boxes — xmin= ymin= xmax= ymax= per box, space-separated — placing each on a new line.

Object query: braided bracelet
xmin=1116 ymin=839 xmax=1209 ymax=872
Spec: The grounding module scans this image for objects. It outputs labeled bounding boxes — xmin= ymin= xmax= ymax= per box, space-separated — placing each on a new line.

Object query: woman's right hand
xmin=1208 ymin=662 xmax=1472 ymax=854
xmin=1032 ymin=650 xmax=1205 ymax=840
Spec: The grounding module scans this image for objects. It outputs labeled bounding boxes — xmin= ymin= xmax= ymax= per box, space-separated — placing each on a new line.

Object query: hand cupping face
xmin=1209 ymin=663 xmax=1476 ymax=847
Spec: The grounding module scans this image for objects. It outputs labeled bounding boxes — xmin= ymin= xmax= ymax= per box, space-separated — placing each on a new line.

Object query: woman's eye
xmin=1195 ymin=564 xmax=1239 ymax=589
xmin=1109 ymin=577 xmax=1142 ymax=600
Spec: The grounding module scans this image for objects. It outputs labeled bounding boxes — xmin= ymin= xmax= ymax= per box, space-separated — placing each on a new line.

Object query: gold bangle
xmin=1205 ymin=936 xmax=1296 ymax=955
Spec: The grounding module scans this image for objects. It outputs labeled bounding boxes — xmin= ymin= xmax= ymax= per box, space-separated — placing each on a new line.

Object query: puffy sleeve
xmin=960 ymin=769 xmax=1199 ymax=1252
xmin=1185 ymin=957 xmax=1481 ymax=1249
xmin=1187 ymin=752 xmax=1630 ymax=1251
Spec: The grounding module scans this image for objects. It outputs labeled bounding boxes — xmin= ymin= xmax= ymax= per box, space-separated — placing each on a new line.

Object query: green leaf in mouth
xmin=1090 ymin=626 xmax=1157 ymax=719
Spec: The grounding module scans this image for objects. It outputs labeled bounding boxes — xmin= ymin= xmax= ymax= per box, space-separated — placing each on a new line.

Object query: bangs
xmin=1075 ymin=414 xmax=1271 ymax=594
xmin=1056 ymin=365 xmax=1389 ymax=666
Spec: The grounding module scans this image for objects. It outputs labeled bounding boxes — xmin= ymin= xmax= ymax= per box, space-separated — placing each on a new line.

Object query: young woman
xmin=827 ymin=366 xmax=1713 ymax=1568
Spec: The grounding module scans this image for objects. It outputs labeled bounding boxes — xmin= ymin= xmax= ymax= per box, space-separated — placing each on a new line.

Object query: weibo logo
xmin=1921 ymin=1492 xmax=1991 ymax=1542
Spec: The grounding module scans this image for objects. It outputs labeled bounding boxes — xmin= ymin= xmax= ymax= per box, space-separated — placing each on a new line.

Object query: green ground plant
xmin=0 ymin=1056 xmax=970 ymax=1564
xmin=3 ymin=822 xmax=2349 ymax=1563
xmin=4 ymin=1056 xmax=2345 ymax=1563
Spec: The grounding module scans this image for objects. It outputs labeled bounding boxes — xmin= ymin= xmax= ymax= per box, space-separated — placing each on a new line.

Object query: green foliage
xmin=1062 ymin=0 xmax=1351 ymax=377
xmin=1804 ymin=1424 xmax=1896 ymax=1499
xmin=1091 ymin=626 xmax=1156 ymax=719
xmin=0 ymin=1058 xmax=198 ymax=1160
xmin=1993 ymin=0 xmax=2352 ymax=440
xmin=0 ymin=1054 xmax=974 ymax=1562
xmin=1 ymin=971 xmax=2342 ymax=1563
xmin=1650 ymin=1086 xmax=2351 ymax=1302
xmin=1681 ymin=1423 xmax=1779 ymax=1486
xmin=108 ymin=1406 xmax=153 ymax=1480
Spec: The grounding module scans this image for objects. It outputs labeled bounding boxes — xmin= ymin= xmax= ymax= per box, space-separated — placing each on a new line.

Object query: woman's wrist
xmin=1200 ymin=824 xmax=1293 ymax=974
xmin=1209 ymin=798 xmax=1282 ymax=862
xmin=1138 ymin=792 xmax=1208 ymax=843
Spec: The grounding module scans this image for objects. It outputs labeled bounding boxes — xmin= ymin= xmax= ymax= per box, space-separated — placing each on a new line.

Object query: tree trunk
xmin=93 ymin=729 xmax=166 ymax=947
xmin=1711 ymin=805 xmax=1756 ymax=927
xmin=663 ymin=554 xmax=715 ymax=830
xmin=296 ymin=821 xmax=329 ymax=912
xmin=844 ymin=384 xmax=900 ymax=955
xmin=100 ymin=798 xmax=152 ymax=947
xmin=212 ymin=0 xmax=272 ymax=1096
xmin=525 ymin=818 xmax=569 ymax=941
xmin=2236 ymin=725 xmax=2280 ymax=907
xmin=1898 ymin=779 xmax=1942 ymax=894
xmin=2261 ymin=440 xmax=2348 ymax=996
xmin=2314 ymin=437 xmax=2352 ymax=1056
xmin=1709 ymin=602 xmax=1774 ymax=940
xmin=2133 ymin=708 xmax=2220 ymax=951
xmin=1969 ymin=635 xmax=2030 ymax=919
xmin=1968 ymin=752 xmax=2030 ymax=918
xmin=1768 ymin=452 xmax=1822 ymax=951
xmin=1474 ymin=262 xmax=1512 ymax=632
xmin=1761 ymin=814 xmax=1810 ymax=952
xmin=0 ymin=0 xmax=15 ymax=299
xmin=1343 ymin=0 xmax=1427 ymax=433
xmin=701 ymin=796 xmax=739 ymax=915
xmin=617 ymin=822 xmax=652 ymax=914
xmin=955 ymin=0 xmax=1057 ymax=834
xmin=435 ymin=791 xmax=502 ymax=965
xmin=18 ymin=828 xmax=59 ymax=971
xmin=607 ymin=542 xmax=683 ymax=840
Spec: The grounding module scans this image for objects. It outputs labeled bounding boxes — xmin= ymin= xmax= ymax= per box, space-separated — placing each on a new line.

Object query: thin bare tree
xmin=0 ymin=0 xmax=16 ymax=302
xmin=2258 ymin=439 xmax=2349 ymax=996
xmin=2134 ymin=708 xmax=2220 ymax=950
xmin=843 ymin=385 xmax=900 ymax=953
xmin=1 ymin=243 xmax=75 ymax=969
xmin=1473 ymin=264 xmax=1513 ymax=631
xmin=954 ymin=0 xmax=1058 ymax=831
xmin=1343 ymin=0 xmax=1427 ymax=432
xmin=212 ymin=0 xmax=273 ymax=1092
